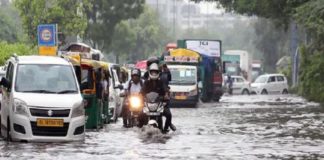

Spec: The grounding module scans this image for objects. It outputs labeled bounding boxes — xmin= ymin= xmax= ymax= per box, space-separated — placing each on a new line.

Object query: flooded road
xmin=1 ymin=94 xmax=324 ymax=160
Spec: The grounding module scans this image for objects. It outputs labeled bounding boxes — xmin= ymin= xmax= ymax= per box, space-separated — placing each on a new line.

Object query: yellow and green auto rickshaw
xmin=66 ymin=54 xmax=110 ymax=129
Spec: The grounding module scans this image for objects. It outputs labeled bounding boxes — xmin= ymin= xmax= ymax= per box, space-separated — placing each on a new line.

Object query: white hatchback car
xmin=224 ymin=75 xmax=251 ymax=95
xmin=0 ymin=55 xmax=85 ymax=142
xmin=251 ymin=74 xmax=289 ymax=95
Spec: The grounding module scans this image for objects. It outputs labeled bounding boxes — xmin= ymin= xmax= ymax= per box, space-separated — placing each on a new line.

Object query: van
xmin=0 ymin=55 xmax=85 ymax=142
xmin=251 ymin=74 xmax=289 ymax=95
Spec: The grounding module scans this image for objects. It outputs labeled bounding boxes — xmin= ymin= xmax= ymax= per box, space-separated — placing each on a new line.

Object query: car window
xmin=268 ymin=76 xmax=276 ymax=83
xmin=277 ymin=76 xmax=284 ymax=82
xmin=237 ymin=78 xmax=244 ymax=82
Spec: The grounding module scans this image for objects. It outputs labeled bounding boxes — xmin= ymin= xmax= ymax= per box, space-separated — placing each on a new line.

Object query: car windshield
xmin=15 ymin=64 xmax=78 ymax=93
xmin=169 ymin=68 xmax=196 ymax=85
xmin=254 ymin=76 xmax=267 ymax=83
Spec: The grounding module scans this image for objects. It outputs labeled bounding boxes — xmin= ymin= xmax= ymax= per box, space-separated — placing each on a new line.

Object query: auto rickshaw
xmin=64 ymin=53 xmax=109 ymax=129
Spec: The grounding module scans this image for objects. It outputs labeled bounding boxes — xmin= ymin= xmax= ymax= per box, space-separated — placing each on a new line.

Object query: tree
xmin=83 ymin=0 xmax=145 ymax=50
xmin=0 ymin=3 xmax=25 ymax=43
xmin=110 ymin=6 xmax=172 ymax=63
xmin=15 ymin=0 xmax=87 ymax=45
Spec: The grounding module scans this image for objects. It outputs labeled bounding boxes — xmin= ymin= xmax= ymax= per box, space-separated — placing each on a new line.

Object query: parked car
xmin=223 ymin=75 xmax=251 ymax=95
xmin=0 ymin=55 xmax=85 ymax=142
xmin=0 ymin=67 xmax=6 ymax=126
xmin=108 ymin=64 xmax=124 ymax=122
xmin=251 ymin=74 xmax=289 ymax=95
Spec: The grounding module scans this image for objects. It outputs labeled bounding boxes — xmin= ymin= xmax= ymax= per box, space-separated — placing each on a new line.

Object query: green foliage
xmin=0 ymin=3 xmax=25 ymax=43
xmin=194 ymin=0 xmax=310 ymax=28
xmin=0 ymin=41 xmax=36 ymax=65
xmin=298 ymin=46 xmax=324 ymax=102
xmin=295 ymin=0 xmax=324 ymax=102
xmin=110 ymin=7 xmax=172 ymax=63
xmin=14 ymin=0 xmax=87 ymax=45
xmin=83 ymin=0 xmax=145 ymax=49
xmin=295 ymin=0 xmax=324 ymax=49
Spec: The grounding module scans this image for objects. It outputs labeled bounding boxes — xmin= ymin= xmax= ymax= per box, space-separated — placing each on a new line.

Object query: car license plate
xmin=175 ymin=95 xmax=187 ymax=100
xmin=147 ymin=112 xmax=160 ymax=116
xmin=36 ymin=119 xmax=64 ymax=127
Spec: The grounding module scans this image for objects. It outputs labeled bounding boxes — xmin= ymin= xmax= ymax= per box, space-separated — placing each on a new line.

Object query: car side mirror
xmin=0 ymin=77 xmax=10 ymax=89
xmin=198 ymin=81 xmax=203 ymax=89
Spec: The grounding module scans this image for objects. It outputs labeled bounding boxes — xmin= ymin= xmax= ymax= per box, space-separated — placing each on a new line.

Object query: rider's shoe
xmin=170 ymin=123 xmax=177 ymax=131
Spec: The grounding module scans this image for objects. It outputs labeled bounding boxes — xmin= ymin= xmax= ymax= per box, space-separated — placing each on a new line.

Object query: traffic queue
xmin=0 ymin=39 xmax=289 ymax=142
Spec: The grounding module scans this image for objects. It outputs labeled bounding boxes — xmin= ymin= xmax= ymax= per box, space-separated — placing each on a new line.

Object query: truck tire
xmin=213 ymin=97 xmax=220 ymax=102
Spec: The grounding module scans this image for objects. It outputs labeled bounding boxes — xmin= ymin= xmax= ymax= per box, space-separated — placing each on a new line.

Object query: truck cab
xmin=168 ymin=65 xmax=198 ymax=107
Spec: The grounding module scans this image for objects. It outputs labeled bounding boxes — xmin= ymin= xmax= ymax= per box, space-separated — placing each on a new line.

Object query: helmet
xmin=147 ymin=57 xmax=159 ymax=68
xmin=148 ymin=63 xmax=160 ymax=80
xmin=131 ymin=68 xmax=141 ymax=77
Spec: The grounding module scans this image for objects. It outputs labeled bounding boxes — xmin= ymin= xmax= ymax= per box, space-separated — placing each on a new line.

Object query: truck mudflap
xmin=213 ymin=83 xmax=223 ymax=102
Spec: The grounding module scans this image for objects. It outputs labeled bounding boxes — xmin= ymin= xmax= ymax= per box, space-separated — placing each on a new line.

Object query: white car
xmin=251 ymin=74 xmax=289 ymax=95
xmin=108 ymin=64 xmax=124 ymax=122
xmin=0 ymin=55 xmax=85 ymax=142
xmin=224 ymin=75 xmax=251 ymax=95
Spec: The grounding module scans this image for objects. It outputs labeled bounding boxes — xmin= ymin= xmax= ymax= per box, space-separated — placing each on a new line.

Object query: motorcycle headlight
xmin=13 ymin=99 xmax=28 ymax=116
xmin=129 ymin=96 xmax=142 ymax=109
xmin=72 ymin=102 xmax=85 ymax=118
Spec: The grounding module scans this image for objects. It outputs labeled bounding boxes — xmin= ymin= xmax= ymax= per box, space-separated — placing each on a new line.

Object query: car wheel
xmin=261 ymin=89 xmax=268 ymax=95
xmin=282 ymin=89 xmax=288 ymax=94
xmin=242 ymin=89 xmax=249 ymax=95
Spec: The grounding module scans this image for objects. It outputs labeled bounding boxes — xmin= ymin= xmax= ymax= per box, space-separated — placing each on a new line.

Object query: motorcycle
xmin=142 ymin=92 xmax=166 ymax=131
xmin=120 ymin=93 xmax=143 ymax=127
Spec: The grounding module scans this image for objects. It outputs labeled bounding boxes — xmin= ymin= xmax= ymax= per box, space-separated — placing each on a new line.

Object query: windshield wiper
xmin=21 ymin=90 xmax=56 ymax=93
xmin=57 ymin=90 xmax=78 ymax=94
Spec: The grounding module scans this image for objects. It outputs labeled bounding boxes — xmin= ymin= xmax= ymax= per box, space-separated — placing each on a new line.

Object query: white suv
xmin=251 ymin=74 xmax=289 ymax=95
xmin=0 ymin=55 xmax=85 ymax=142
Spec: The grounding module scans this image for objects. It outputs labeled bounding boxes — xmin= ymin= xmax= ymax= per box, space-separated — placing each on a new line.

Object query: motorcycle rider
xmin=122 ymin=68 xmax=143 ymax=127
xmin=141 ymin=62 xmax=176 ymax=133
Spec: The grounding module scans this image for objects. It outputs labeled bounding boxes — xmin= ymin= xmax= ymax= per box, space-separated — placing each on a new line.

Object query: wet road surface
xmin=1 ymin=94 xmax=323 ymax=160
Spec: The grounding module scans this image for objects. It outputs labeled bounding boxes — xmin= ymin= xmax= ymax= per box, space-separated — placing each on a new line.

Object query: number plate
xmin=175 ymin=95 xmax=187 ymax=100
xmin=146 ymin=112 xmax=161 ymax=116
xmin=36 ymin=119 xmax=64 ymax=127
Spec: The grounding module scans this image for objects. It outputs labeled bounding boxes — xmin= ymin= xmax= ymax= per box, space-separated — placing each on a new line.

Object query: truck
xmin=177 ymin=39 xmax=223 ymax=102
xmin=161 ymin=48 xmax=200 ymax=107
xmin=223 ymin=50 xmax=252 ymax=82
xmin=251 ymin=60 xmax=263 ymax=82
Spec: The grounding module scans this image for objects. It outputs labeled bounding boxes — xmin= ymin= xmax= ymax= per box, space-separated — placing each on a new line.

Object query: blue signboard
xmin=37 ymin=24 xmax=57 ymax=46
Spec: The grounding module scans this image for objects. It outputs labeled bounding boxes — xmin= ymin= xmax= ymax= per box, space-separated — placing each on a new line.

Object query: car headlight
xmin=188 ymin=88 xmax=198 ymax=96
xmin=13 ymin=99 xmax=28 ymax=116
xmin=72 ymin=102 xmax=85 ymax=118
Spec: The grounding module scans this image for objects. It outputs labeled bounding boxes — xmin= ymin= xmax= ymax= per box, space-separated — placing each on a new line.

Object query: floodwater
xmin=1 ymin=94 xmax=323 ymax=160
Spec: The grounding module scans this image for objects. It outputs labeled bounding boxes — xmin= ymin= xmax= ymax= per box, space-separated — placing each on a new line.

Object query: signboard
xmin=164 ymin=56 xmax=198 ymax=63
xmin=39 ymin=46 xmax=57 ymax=56
xmin=222 ymin=54 xmax=240 ymax=62
xmin=185 ymin=40 xmax=221 ymax=57
xmin=37 ymin=24 xmax=57 ymax=46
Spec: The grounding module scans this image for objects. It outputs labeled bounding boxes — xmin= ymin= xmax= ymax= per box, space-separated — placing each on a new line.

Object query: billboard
xmin=185 ymin=40 xmax=221 ymax=57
